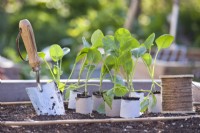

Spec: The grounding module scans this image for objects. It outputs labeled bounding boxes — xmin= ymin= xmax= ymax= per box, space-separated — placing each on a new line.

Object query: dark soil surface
xmin=0 ymin=104 xmax=200 ymax=133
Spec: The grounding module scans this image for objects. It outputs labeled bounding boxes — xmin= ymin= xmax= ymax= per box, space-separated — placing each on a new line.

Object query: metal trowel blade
xmin=26 ymin=82 xmax=65 ymax=115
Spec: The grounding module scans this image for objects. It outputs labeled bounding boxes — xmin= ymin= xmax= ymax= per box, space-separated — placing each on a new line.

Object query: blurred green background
xmin=0 ymin=0 xmax=200 ymax=79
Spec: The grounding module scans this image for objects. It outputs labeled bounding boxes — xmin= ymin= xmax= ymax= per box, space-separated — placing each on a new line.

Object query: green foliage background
xmin=0 ymin=0 xmax=199 ymax=79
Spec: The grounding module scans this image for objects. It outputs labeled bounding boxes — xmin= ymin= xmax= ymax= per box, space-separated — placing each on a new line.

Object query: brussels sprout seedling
xmin=66 ymin=29 xmax=103 ymax=97
xmin=38 ymin=44 xmax=70 ymax=92
xmin=140 ymin=33 xmax=174 ymax=112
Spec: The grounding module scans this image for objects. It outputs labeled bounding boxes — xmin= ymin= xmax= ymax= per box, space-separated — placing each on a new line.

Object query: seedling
xmin=115 ymin=28 xmax=146 ymax=95
xmin=38 ymin=44 xmax=70 ymax=92
xmin=101 ymin=28 xmax=174 ymax=112
xmin=66 ymin=29 xmax=103 ymax=97
xmin=101 ymin=28 xmax=143 ymax=109
xmin=140 ymin=33 xmax=174 ymax=112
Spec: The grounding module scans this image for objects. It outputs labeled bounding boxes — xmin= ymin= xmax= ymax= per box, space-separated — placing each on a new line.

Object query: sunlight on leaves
xmin=38 ymin=52 xmax=46 ymax=59
xmin=142 ymin=53 xmax=152 ymax=67
xmin=91 ymin=29 xmax=104 ymax=48
xmin=49 ymin=44 xmax=64 ymax=62
xmin=113 ymin=84 xmax=129 ymax=97
xmin=156 ymin=34 xmax=174 ymax=50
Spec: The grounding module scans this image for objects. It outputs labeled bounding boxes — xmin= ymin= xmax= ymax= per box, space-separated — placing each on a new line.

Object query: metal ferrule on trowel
xmin=19 ymin=19 xmax=42 ymax=92
xmin=17 ymin=19 xmax=65 ymax=115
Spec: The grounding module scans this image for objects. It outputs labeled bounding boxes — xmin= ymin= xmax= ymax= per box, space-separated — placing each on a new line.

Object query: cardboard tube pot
xmin=148 ymin=91 xmax=162 ymax=113
xmin=130 ymin=92 xmax=144 ymax=114
xmin=105 ymin=97 xmax=121 ymax=117
xmin=130 ymin=91 xmax=144 ymax=104
xmin=76 ymin=94 xmax=92 ymax=114
xmin=130 ymin=91 xmax=144 ymax=114
xmin=120 ymin=97 xmax=140 ymax=118
xmin=68 ymin=90 xmax=80 ymax=109
xmin=92 ymin=91 xmax=104 ymax=111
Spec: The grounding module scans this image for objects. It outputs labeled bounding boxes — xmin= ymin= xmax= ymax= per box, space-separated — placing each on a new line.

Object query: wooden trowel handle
xmin=19 ymin=19 xmax=40 ymax=71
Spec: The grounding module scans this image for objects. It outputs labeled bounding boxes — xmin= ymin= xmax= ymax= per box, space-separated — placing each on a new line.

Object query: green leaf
xmin=144 ymin=33 xmax=155 ymax=49
xmin=114 ymin=28 xmax=139 ymax=52
xmin=155 ymin=34 xmax=174 ymax=50
xmin=120 ymin=37 xmax=140 ymax=52
xmin=105 ymin=55 xmax=116 ymax=66
xmin=119 ymin=51 xmax=134 ymax=74
xmin=62 ymin=47 xmax=70 ymax=55
xmin=114 ymin=28 xmax=132 ymax=43
xmin=91 ymin=29 xmax=104 ymax=48
xmin=124 ymin=60 xmax=134 ymax=76
xmin=103 ymin=56 xmax=120 ymax=73
xmin=97 ymin=102 xmax=105 ymax=114
xmin=142 ymin=53 xmax=152 ymax=67
xmin=101 ymin=55 xmax=115 ymax=76
xmin=75 ymin=48 xmax=89 ymax=63
xmin=131 ymin=46 xmax=147 ymax=58
xmin=106 ymin=89 xmax=114 ymax=96
xmin=150 ymin=93 xmax=157 ymax=108
xmin=113 ymin=84 xmax=129 ymax=97
xmin=102 ymin=35 xmax=119 ymax=54
xmin=87 ymin=49 xmax=102 ymax=64
xmin=38 ymin=52 xmax=46 ymax=59
xmin=140 ymin=97 xmax=149 ymax=112
xmin=49 ymin=44 xmax=64 ymax=62
xmin=101 ymin=63 xmax=112 ymax=77
xmin=57 ymin=82 xmax=66 ymax=92
xmin=103 ymin=91 xmax=114 ymax=109
xmin=53 ymin=65 xmax=59 ymax=75
xmin=82 ymin=37 xmax=91 ymax=48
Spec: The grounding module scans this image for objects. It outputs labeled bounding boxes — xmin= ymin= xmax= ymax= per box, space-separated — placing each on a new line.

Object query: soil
xmin=0 ymin=104 xmax=200 ymax=133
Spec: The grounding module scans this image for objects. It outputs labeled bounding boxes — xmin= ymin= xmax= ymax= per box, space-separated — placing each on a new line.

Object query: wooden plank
xmin=1 ymin=115 xmax=200 ymax=126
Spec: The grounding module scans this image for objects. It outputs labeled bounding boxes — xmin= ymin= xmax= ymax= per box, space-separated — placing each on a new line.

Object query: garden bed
xmin=1 ymin=80 xmax=200 ymax=132
xmin=1 ymin=102 xmax=200 ymax=132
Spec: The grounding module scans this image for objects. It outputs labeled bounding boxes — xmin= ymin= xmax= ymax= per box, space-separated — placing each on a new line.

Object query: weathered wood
xmin=0 ymin=101 xmax=31 ymax=105
xmin=162 ymin=98 xmax=192 ymax=102
xmin=162 ymin=89 xmax=192 ymax=93
xmin=19 ymin=19 xmax=40 ymax=71
xmin=1 ymin=115 xmax=200 ymax=126
xmin=162 ymin=102 xmax=192 ymax=108
xmin=162 ymin=111 xmax=195 ymax=114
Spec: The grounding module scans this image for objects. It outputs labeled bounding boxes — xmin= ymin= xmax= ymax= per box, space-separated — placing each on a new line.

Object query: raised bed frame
xmin=1 ymin=79 xmax=200 ymax=127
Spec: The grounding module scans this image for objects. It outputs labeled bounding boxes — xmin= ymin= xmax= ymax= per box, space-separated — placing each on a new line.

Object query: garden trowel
xmin=18 ymin=19 xmax=65 ymax=115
